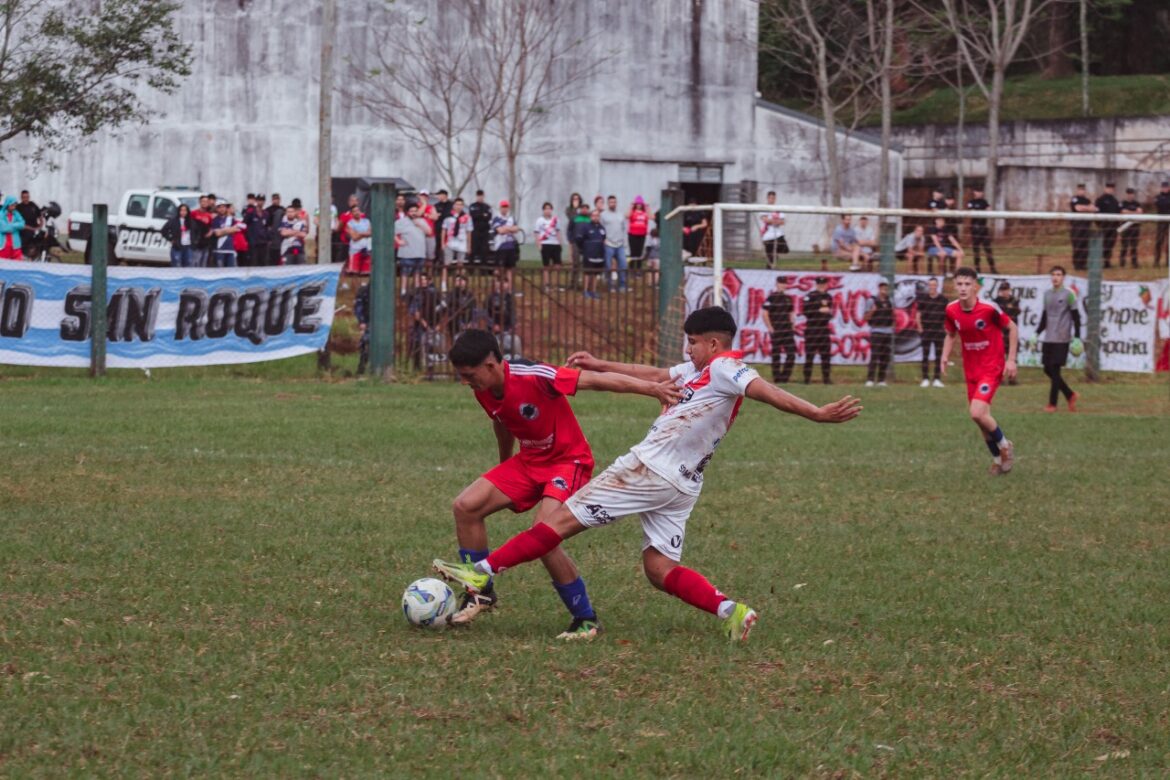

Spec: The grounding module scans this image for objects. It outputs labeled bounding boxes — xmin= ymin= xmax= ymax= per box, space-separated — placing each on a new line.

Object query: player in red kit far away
xmin=443 ymin=330 xmax=681 ymax=640
xmin=941 ymin=267 xmax=1019 ymax=475
xmin=434 ymin=308 xmax=861 ymax=642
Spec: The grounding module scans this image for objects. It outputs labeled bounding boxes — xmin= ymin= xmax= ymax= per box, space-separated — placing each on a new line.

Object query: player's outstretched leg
xmin=644 ymin=549 xmax=758 ymax=643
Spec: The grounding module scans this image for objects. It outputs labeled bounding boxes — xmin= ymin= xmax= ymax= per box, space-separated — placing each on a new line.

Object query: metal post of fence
xmin=1085 ymin=233 xmax=1103 ymax=382
xmin=657 ymin=188 xmax=683 ymax=367
xmin=880 ymin=222 xmax=897 ymax=383
xmin=369 ymin=182 xmax=397 ymax=381
xmin=90 ymin=205 xmax=108 ymax=378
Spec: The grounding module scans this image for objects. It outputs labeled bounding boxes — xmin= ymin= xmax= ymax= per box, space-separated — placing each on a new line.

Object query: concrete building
xmin=893 ymin=116 xmax=1170 ymax=210
xmin=8 ymin=0 xmax=900 ymax=251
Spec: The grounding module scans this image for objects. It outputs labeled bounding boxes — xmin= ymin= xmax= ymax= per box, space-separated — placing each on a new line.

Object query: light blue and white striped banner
xmin=0 ymin=260 xmax=340 ymax=368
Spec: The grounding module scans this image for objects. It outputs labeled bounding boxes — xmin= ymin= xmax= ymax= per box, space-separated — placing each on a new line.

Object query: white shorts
xmin=444 ymin=248 xmax=467 ymax=266
xmin=566 ymin=452 xmax=698 ymax=561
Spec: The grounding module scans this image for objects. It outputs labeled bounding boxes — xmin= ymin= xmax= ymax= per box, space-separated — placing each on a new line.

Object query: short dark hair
xmin=766 ymin=190 xmax=776 ymax=197
xmin=1050 ymin=264 xmax=1067 ymax=274
xmin=542 ymin=201 xmax=553 ymax=209
xmin=684 ymin=306 xmax=737 ymax=340
xmin=954 ymin=266 xmax=978 ymax=280
xmin=454 ymin=197 xmax=465 ymax=205
xmin=437 ymin=189 xmax=448 ymax=195
xmin=449 ymin=329 xmax=502 ymax=367
xmin=475 ymin=189 xmax=485 ymax=196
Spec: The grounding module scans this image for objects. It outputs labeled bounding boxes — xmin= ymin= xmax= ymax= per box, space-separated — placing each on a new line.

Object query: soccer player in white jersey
xmin=434 ymin=307 xmax=862 ymax=642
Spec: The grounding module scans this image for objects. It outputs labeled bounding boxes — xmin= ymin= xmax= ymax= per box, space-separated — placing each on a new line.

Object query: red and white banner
xmin=683 ymin=268 xmax=1168 ymax=373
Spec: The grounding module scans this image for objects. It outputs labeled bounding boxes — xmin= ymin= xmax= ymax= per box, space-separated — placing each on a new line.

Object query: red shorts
xmin=966 ymin=374 xmax=1001 ymax=404
xmin=0 ymin=245 xmax=24 ymax=260
xmin=347 ymin=249 xmax=370 ymax=275
xmin=484 ymin=456 xmax=594 ymax=513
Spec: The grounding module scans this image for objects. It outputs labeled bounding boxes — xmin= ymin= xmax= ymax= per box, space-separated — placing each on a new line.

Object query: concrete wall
xmin=893 ymin=115 xmax=1170 ymax=208
xmin=5 ymin=0 xmax=900 ymax=238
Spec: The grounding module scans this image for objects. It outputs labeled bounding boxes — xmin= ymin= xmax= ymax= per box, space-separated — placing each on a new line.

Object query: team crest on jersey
xmin=975 ymin=318 xmax=987 ymax=330
xmin=519 ymin=403 xmax=539 ymax=420
xmin=551 ymin=477 xmax=569 ymax=491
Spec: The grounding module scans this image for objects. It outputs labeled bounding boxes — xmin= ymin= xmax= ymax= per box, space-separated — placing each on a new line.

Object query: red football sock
xmin=486 ymin=522 xmax=563 ymax=573
xmin=662 ymin=566 xmax=725 ymax=615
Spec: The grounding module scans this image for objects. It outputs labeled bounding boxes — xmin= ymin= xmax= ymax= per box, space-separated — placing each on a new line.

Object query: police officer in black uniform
xmin=761 ymin=275 xmax=796 ymax=383
xmin=863 ymin=281 xmax=895 ymax=385
xmin=1068 ymin=184 xmax=1095 ymax=271
xmin=966 ymin=187 xmax=995 ymax=273
xmin=467 ymin=190 xmax=493 ymax=270
xmin=1119 ymin=187 xmax=1143 ymax=268
xmin=1095 ymin=182 xmax=1121 ymax=268
xmin=926 ymin=186 xmax=946 ymax=211
xmin=802 ymin=276 xmax=834 ymax=385
xmin=1155 ymin=181 xmax=1170 ymax=268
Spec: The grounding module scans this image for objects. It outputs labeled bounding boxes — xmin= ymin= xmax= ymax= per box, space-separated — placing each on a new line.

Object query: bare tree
xmin=759 ymin=0 xmax=879 ymax=206
xmin=345 ymin=7 xmax=504 ymax=198
xmin=470 ymin=0 xmax=605 ymax=213
xmin=935 ymin=0 xmax=1064 ymax=205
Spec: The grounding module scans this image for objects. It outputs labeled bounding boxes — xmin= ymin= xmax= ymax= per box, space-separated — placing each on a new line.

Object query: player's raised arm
xmin=744 ymin=378 xmax=862 ymax=423
xmin=577 ymin=370 xmax=681 ymax=407
xmin=566 ymin=350 xmax=672 ymax=382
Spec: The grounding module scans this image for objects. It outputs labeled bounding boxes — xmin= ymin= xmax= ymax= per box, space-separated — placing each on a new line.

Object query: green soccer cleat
xmin=556 ymin=616 xmax=603 ymax=641
xmin=432 ymin=558 xmax=492 ymax=594
xmin=723 ymin=603 xmax=758 ymax=642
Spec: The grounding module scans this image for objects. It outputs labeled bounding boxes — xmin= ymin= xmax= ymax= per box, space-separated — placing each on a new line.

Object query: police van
xmin=68 ymin=188 xmax=203 ymax=264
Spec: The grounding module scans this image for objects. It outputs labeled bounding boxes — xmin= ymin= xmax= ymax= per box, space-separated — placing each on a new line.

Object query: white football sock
xmin=716 ymin=600 xmax=736 ymax=619
xmin=474 ymin=560 xmax=494 ymax=576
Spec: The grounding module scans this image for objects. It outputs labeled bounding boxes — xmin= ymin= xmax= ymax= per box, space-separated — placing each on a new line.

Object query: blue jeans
xmin=213 ymin=251 xmax=237 ymax=268
xmin=604 ymin=245 xmax=627 ymax=290
xmin=170 ymin=246 xmax=193 ymax=267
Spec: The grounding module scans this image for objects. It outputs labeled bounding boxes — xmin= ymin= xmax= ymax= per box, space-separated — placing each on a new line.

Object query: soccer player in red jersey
xmin=941 ymin=267 xmax=1020 ymax=475
xmin=444 ymin=329 xmax=680 ymax=639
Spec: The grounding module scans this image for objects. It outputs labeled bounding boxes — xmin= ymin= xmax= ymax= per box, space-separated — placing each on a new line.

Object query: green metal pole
xmin=1084 ymin=233 xmax=1102 ymax=382
xmin=657 ymin=188 xmax=683 ymax=367
xmin=90 ymin=204 xmax=108 ymax=378
xmin=369 ymin=182 xmax=397 ymax=381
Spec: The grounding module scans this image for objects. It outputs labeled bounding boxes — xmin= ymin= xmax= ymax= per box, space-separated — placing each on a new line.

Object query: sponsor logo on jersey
xmin=584 ymin=504 xmax=613 ymax=524
xmin=519 ymin=402 xmax=539 ymax=420
xmin=551 ymin=476 xmax=569 ymax=491
xmin=670 ymin=534 xmax=682 ymax=549
xmin=519 ymin=433 xmax=554 ymax=449
xmin=963 ymin=340 xmax=990 ymax=351
xmin=680 ymin=387 xmax=695 ymax=403
xmin=732 ymin=365 xmax=750 ymax=381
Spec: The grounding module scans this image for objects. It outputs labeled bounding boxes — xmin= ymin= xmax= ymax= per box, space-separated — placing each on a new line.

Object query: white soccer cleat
xmin=997 ymin=439 xmax=1015 ymax=474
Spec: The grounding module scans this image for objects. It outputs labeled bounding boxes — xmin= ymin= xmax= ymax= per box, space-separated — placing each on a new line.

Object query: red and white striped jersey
xmin=631 ymin=351 xmax=759 ymax=495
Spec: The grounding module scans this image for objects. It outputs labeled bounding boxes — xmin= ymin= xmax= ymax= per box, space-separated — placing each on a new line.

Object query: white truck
xmin=68 ymin=188 xmax=203 ymax=264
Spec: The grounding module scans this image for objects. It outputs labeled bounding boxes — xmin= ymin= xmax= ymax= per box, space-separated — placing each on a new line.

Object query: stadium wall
xmin=6 ymin=0 xmax=901 ymax=233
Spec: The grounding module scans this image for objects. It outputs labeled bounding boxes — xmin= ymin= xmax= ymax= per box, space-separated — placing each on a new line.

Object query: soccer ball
xmin=1069 ymin=337 xmax=1084 ymax=357
xmin=402 ymin=577 xmax=456 ymax=628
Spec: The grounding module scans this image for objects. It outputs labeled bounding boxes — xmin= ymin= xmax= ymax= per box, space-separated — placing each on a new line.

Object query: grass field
xmin=2 ymin=364 xmax=1169 ymax=776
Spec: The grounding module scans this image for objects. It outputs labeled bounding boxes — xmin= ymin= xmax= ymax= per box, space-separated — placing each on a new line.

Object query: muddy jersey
xmin=631 ymin=351 xmax=759 ymax=495
xmin=944 ymin=299 xmax=1007 ymax=377
xmin=473 ymin=360 xmax=591 ymax=465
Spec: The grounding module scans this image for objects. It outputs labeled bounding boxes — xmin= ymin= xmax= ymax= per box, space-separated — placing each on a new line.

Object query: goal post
xmin=661 ymin=202 xmax=1170 ymax=382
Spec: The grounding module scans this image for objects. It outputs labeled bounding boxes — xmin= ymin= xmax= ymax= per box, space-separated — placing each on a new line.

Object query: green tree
xmin=0 ymin=0 xmax=190 ymax=163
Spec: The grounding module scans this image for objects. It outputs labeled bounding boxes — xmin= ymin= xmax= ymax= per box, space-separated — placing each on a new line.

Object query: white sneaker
xmin=877 ymin=381 xmax=888 ymax=387
xmin=865 ymin=380 xmax=874 ymax=387
xmin=932 ymin=379 xmax=945 ymax=388
xmin=920 ymin=378 xmax=930 ymax=387
xmin=849 ymin=265 xmax=862 ymax=272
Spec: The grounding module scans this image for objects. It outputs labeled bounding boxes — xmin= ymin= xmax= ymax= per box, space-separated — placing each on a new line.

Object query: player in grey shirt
xmin=1035 ymin=265 xmax=1081 ymax=412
